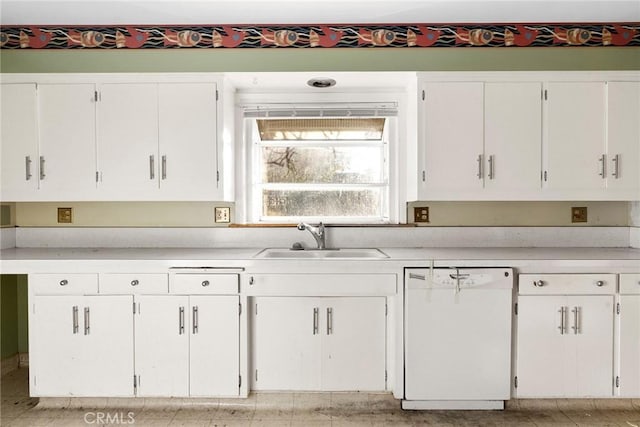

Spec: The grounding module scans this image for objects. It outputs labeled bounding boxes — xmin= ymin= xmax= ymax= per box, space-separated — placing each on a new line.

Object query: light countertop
xmin=1 ymin=247 xmax=639 ymax=275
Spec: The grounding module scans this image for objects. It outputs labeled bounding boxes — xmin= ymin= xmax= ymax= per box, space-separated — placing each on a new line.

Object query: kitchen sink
xmin=254 ymin=248 xmax=389 ymax=259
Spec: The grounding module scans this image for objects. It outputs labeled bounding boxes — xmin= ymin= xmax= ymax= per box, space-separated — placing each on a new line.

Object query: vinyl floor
xmin=2 ymin=368 xmax=640 ymax=426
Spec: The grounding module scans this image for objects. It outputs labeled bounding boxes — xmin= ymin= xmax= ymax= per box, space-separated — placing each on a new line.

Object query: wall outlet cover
xmin=571 ymin=206 xmax=588 ymax=223
xmin=414 ymin=206 xmax=429 ymax=223
xmin=57 ymin=207 xmax=73 ymax=224
xmin=214 ymin=207 xmax=231 ymax=223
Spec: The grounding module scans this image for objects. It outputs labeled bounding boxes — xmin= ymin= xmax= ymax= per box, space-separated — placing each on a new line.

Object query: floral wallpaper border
xmin=1 ymin=23 xmax=638 ymax=49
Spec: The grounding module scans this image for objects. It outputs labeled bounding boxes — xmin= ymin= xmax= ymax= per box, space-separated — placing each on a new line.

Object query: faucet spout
xmin=297 ymin=222 xmax=326 ymax=249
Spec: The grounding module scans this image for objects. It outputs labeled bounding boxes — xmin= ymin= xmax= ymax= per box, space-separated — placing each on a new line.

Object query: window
xmin=245 ymin=105 xmax=396 ymax=223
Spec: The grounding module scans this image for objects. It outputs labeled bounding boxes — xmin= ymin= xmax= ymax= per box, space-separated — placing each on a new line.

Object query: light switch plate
xmin=214 ymin=207 xmax=231 ymax=223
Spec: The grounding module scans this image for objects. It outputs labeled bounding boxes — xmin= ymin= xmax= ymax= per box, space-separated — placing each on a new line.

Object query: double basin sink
xmin=254 ymin=248 xmax=388 ymax=259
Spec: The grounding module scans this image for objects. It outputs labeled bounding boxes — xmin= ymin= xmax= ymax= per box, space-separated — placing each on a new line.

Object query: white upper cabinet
xmin=419 ymin=80 xmax=542 ymax=200
xmin=0 ymin=83 xmax=39 ymax=200
xmin=1 ymin=83 xmax=100 ymax=202
xmin=418 ymin=73 xmax=639 ymax=201
xmin=544 ymin=82 xmax=607 ymax=192
xmin=484 ymin=82 xmax=542 ymax=193
xmin=97 ymin=82 xmax=220 ymax=201
xmin=97 ymin=83 xmax=160 ymax=199
xmin=1 ymin=74 xmax=222 ymax=202
xmin=32 ymin=84 xmax=97 ymax=201
xmin=607 ymin=82 xmax=640 ymax=193
xmin=421 ymin=82 xmax=484 ymax=195
xmin=158 ymin=83 xmax=219 ymax=200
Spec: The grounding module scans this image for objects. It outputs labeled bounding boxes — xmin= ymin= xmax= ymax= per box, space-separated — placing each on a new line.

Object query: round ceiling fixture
xmin=307 ymin=78 xmax=336 ymax=88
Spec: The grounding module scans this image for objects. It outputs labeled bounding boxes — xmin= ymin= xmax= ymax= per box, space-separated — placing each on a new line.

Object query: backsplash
xmin=407 ymin=201 xmax=630 ymax=226
xmin=13 ymin=201 xmax=631 ymax=227
xmin=15 ymin=202 xmax=234 ymax=227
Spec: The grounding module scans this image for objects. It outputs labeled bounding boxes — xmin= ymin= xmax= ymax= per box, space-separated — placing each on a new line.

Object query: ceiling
xmin=1 ymin=0 xmax=639 ymax=26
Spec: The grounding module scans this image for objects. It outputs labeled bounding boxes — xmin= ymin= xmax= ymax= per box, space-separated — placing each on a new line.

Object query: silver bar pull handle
xmin=84 ymin=307 xmax=90 ymax=335
xmin=39 ymin=156 xmax=45 ymax=180
xmin=477 ymin=154 xmax=483 ymax=179
xmin=409 ymin=273 xmax=426 ymax=281
xmin=558 ymin=307 xmax=565 ymax=335
xmin=571 ymin=307 xmax=578 ymax=334
xmin=313 ymin=307 xmax=319 ymax=335
xmin=599 ymin=154 xmax=606 ymax=178
xmin=612 ymin=154 xmax=620 ymax=179
xmin=179 ymin=306 xmax=185 ymax=335
xmin=327 ymin=307 xmax=333 ymax=335
xmin=192 ymin=306 xmax=198 ymax=334
xmin=149 ymin=155 xmax=155 ymax=180
xmin=161 ymin=155 xmax=167 ymax=180
xmin=488 ymin=155 xmax=495 ymax=180
xmin=72 ymin=306 xmax=79 ymax=334
xmin=575 ymin=306 xmax=581 ymax=334
xmin=25 ymin=156 xmax=32 ymax=180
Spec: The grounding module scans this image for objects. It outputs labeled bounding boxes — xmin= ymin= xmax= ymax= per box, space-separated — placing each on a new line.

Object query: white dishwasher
xmin=403 ymin=267 xmax=513 ymax=410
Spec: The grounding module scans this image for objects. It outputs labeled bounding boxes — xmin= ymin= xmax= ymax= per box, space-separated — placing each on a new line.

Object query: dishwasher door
xmin=404 ymin=268 xmax=513 ymax=402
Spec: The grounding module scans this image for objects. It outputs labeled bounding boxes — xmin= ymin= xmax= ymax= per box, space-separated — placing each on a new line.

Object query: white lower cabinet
xmin=134 ymin=295 xmax=189 ymax=397
xmin=252 ymin=297 xmax=386 ymax=391
xmin=134 ymin=295 xmax=240 ymax=397
xmin=31 ymin=295 xmax=134 ymax=397
xmin=516 ymin=274 xmax=615 ymax=398
xmin=619 ymin=274 xmax=640 ymax=397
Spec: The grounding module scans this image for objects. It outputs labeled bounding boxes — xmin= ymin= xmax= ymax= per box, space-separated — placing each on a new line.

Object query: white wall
xmin=14 ymin=226 xmax=630 ymax=248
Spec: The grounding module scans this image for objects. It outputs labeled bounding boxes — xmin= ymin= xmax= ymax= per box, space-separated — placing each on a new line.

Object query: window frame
xmin=235 ymin=91 xmax=407 ymax=225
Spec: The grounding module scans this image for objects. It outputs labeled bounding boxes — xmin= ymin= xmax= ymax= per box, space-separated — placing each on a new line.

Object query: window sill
xmin=228 ymin=223 xmax=417 ymax=228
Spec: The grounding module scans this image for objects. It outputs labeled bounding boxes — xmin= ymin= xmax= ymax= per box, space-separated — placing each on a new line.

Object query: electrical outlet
xmin=413 ymin=206 xmax=429 ymax=223
xmin=57 ymin=207 xmax=73 ymax=224
xmin=214 ymin=207 xmax=231 ymax=223
xmin=571 ymin=206 xmax=587 ymax=223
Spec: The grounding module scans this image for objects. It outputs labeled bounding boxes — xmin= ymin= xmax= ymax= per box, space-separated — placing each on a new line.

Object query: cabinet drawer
xmin=171 ymin=274 xmax=238 ymax=294
xmin=245 ymin=274 xmax=396 ymax=296
xmin=518 ymin=274 xmax=616 ymax=295
xmin=99 ymin=274 xmax=168 ymax=294
xmin=620 ymin=274 xmax=640 ymax=295
xmin=30 ymin=274 xmax=98 ymax=295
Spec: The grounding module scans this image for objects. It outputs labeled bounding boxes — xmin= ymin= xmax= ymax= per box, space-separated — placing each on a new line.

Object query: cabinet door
xmin=545 ymin=82 xmax=606 ymax=191
xmin=421 ymin=82 xmax=484 ymax=193
xmin=97 ymin=83 xmax=159 ymax=199
xmin=252 ymin=297 xmax=322 ymax=390
xmin=570 ymin=295 xmax=614 ymax=397
xmin=0 ymin=83 xmax=39 ymax=200
xmin=516 ymin=296 xmax=569 ymax=397
xmin=619 ymin=294 xmax=640 ymax=397
xmin=607 ymin=82 xmax=640 ymax=192
xmin=38 ymin=84 xmax=97 ymax=199
xmin=321 ymin=297 xmax=386 ymax=391
xmin=31 ymin=296 xmax=83 ymax=396
xmin=135 ymin=295 xmax=189 ymax=397
xmin=484 ymin=82 xmax=542 ymax=192
xmin=189 ymin=296 xmax=239 ymax=397
xmin=158 ymin=83 xmax=219 ymax=200
xmin=79 ymin=296 xmax=134 ymax=397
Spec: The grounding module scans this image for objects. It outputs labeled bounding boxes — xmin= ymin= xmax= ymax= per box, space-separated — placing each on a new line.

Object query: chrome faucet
xmin=297 ymin=222 xmax=326 ymax=249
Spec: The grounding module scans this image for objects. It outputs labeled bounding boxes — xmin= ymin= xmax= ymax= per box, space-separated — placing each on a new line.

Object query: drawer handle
xmin=60 ymin=279 xmax=69 ymax=286
xmin=596 ymin=280 xmax=604 ymax=287
xmin=533 ymin=280 xmax=545 ymax=287
xmin=201 ymin=280 xmax=210 ymax=287
xmin=249 ymin=276 xmax=254 ymax=286
xmin=131 ymin=279 xmax=139 ymax=286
